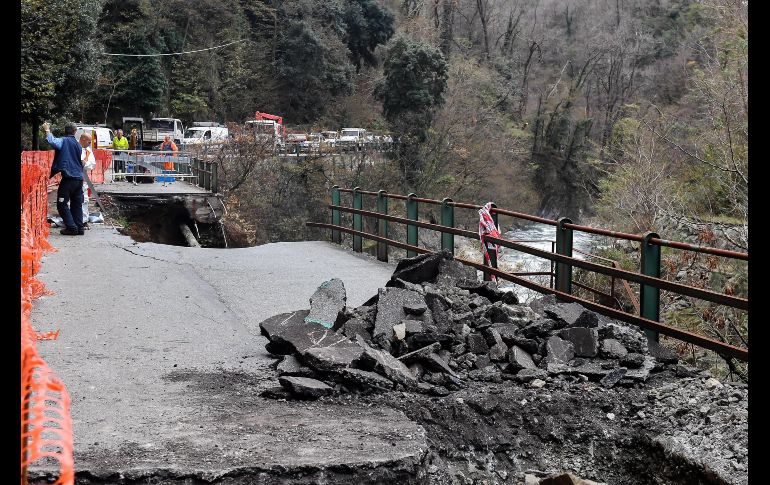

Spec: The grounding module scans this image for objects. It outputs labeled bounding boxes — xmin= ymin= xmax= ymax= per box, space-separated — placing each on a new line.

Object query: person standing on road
xmin=159 ymin=135 xmax=178 ymax=187
xmin=45 ymin=121 xmax=85 ymax=236
xmin=113 ymin=129 xmax=129 ymax=150
xmin=112 ymin=128 xmax=130 ymax=180
xmin=79 ymin=133 xmax=96 ymax=227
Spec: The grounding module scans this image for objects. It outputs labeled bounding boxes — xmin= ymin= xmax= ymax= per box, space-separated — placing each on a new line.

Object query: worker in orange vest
xmin=159 ymin=135 xmax=178 ymax=186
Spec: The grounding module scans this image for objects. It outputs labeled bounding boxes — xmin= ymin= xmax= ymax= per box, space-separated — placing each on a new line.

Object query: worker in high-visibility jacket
xmin=112 ymin=129 xmax=129 ymax=179
xmin=159 ymin=135 xmax=179 ymax=186
xmin=112 ymin=129 xmax=129 ymax=150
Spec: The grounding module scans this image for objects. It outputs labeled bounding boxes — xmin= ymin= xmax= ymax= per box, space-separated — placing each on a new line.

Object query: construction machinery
xmin=144 ymin=117 xmax=185 ymax=149
xmin=244 ymin=111 xmax=286 ymax=149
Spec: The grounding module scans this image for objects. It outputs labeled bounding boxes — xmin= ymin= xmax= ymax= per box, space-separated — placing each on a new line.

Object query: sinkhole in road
xmin=115 ymin=201 xmax=233 ymax=248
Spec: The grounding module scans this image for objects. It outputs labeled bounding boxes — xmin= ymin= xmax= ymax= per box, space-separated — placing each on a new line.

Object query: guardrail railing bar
xmin=328 ymin=204 xmax=746 ymax=310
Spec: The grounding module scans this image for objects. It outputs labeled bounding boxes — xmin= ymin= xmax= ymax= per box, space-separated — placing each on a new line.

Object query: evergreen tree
xmin=374 ymin=36 xmax=448 ymax=183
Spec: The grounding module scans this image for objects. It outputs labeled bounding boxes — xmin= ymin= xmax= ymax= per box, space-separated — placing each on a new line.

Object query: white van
xmin=74 ymin=125 xmax=114 ymax=150
xmin=183 ymin=124 xmax=229 ymax=146
xmin=338 ymin=128 xmax=367 ymax=149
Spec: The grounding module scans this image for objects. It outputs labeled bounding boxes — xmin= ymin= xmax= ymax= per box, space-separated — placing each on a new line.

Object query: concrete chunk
xmin=336 ymin=368 xmax=394 ymax=390
xmin=403 ymin=302 xmax=427 ymax=315
xmin=354 ymin=335 xmax=419 ymax=388
xmin=390 ymin=251 xmax=448 ymax=284
xmin=393 ymin=322 xmax=406 ymax=340
xmin=488 ymin=342 xmax=509 ymax=362
xmin=302 ymin=344 xmax=364 ymax=372
xmin=276 ymin=355 xmax=313 ymax=377
xmin=508 ymin=345 xmax=537 ymax=371
xmin=514 ymin=367 xmax=548 ymax=382
xmin=260 ymin=310 xmax=353 ymax=354
xmin=305 ymin=278 xmax=346 ymax=329
xmin=620 ymin=352 xmax=645 ymax=369
xmin=543 ymin=335 xmax=575 ymax=365
xmin=544 ymin=302 xmax=598 ymax=328
xmin=559 ymin=327 xmax=599 ymax=357
xmin=598 ymin=321 xmax=648 ymax=353
xmin=402 ymin=320 xmax=424 ymax=334
xmin=466 ymin=333 xmax=490 ymax=354
xmin=599 ymin=338 xmax=628 ymax=359
xmin=278 ymin=376 xmax=333 ymax=399
xmin=600 ymin=367 xmax=627 ymax=388
xmin=373 ymin=288 xmax=430 ymax=349
xmin=341 ymin=317 xmax=373 ymax=342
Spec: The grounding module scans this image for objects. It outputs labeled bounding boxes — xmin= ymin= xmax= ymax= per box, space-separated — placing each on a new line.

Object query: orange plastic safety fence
xmin=24 ymin=149 xmax=112 ymax=187
xmin=21 ymin=151 xmax=74 ymax=485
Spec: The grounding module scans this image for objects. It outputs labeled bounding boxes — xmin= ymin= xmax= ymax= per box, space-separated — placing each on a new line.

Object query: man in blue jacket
xmin=44 ymin=121 xmax=85 ymax=235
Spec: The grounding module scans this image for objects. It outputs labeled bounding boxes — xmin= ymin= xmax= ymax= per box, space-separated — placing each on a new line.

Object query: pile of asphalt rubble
xmin=259 ymin=251 xmax=747 ymax=485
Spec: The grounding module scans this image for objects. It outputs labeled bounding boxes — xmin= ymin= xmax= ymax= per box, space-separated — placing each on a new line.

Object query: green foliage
xmin=21 ymin=0 xmax=104 ymax=122
xmin=343 ymin=0 xmax=395 ymax=70
xmin=375 ymin=36 xmax=448 ymax=124
xmin=374 ymin=35 xmax=448 ymax=184
xmin=275 ymin=19 xmax=355 ymax=122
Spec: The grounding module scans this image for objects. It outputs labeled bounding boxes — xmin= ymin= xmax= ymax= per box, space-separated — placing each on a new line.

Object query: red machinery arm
xmin=254 ymin=111 xmax=283 ymax=125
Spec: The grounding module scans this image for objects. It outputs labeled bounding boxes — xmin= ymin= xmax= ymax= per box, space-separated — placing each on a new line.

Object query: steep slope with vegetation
xmin=21 ymin=0 xmax=747 ymax=238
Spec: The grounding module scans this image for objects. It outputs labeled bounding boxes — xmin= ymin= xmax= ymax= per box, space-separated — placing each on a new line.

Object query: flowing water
xmin=459 ymin=222 xmax=604 ymax=303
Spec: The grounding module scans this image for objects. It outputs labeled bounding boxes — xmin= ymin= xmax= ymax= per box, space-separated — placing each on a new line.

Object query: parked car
xmin=301 ymin=133 xmax=323 ymax=152
xmin=338 ymin=128 xmax=367 ymax=150
xmin=321 ymin=130 xmax=339 ymax=148
xmin=285 ymin=133 xmax=308 ymax=152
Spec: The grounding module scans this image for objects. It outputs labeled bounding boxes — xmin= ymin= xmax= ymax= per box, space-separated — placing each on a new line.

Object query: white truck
xmin=145 ymin=117 xmax=185 ymax=148
xmin=182 ymin=122 xmax=229 ymax=147
xmin=245 ymin=119 xmax=285 ymax=149
xmin=338 ymin=128 xmax=367 ymax=150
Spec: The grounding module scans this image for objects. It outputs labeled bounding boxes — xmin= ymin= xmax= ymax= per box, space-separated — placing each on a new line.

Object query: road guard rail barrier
xmin=107 ymin=150 xmax=219 ymax=193
xmin=307 ymin=186 xmax=749 ymax=362
xmin=21 ymin=152 xmax=75 ymax=484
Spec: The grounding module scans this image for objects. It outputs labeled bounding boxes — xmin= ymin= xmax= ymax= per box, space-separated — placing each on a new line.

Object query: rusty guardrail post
xmin=555 ymin=217 xmax=574 ymax=293
xmin=331 ymin=185 xmax=341 ymax=244
xmin=377 ymin=190 xmax=389 ymax=262
xmin=640 ymin=232 xmax=661 ymax=343
xmin=483 ymin=202 xmax=499 ymax=281
xmin=406 ymin=193 xmax=418 ymax=257
xmin=441 ymin=198 xmax=454 ymax=255
xmin=353 ymin=186 xmax=363 ymax=252
xmin=211 ymin=162 xmax=218 ymax=193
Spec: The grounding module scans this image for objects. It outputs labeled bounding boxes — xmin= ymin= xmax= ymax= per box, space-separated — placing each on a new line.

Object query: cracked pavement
xmin=29 ymin=225 xmax=427 ymax=482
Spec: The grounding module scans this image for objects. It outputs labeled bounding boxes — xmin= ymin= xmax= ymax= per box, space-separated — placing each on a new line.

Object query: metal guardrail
xmin=106 ymin=150 xmax=218 ymax=193
xmin=275 ymin=142 xmax=397 ymax=157
xmin=306 ymin=186 xmax=749 ymax=361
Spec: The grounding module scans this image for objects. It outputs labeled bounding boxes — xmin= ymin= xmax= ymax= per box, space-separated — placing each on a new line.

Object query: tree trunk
xmin=440 ymin=0 xmax=454 ymax=57
xmin=475 ymin=0 xmax=490 ymax=59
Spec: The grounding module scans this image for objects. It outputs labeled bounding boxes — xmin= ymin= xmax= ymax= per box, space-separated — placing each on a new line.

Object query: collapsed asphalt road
xmin=259 ymin=250 xmax=748 ymax=485
xmin=29 ymin=226 xmax=430 ymax=484
xmin=29 ymin=228 xmax=746 ymax=484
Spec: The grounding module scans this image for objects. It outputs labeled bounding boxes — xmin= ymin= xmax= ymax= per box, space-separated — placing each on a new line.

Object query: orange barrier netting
xmin=21 ymin=151 xmax=74 ymax=485
xmin=23 ymin=149 xmax=113 ymax=192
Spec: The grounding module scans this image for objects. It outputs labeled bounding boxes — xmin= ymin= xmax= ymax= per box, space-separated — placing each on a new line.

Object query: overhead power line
xmin=102 ymin=39 xmax=247 ymax=57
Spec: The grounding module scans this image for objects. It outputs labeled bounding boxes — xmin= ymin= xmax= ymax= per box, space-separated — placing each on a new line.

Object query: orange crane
xmin=254 ymin=111 xmax=286 ymax=138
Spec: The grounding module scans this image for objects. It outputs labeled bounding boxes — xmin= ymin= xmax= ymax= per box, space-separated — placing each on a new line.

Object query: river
xmin=458 ymin=223 xmax=604 ymax=303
